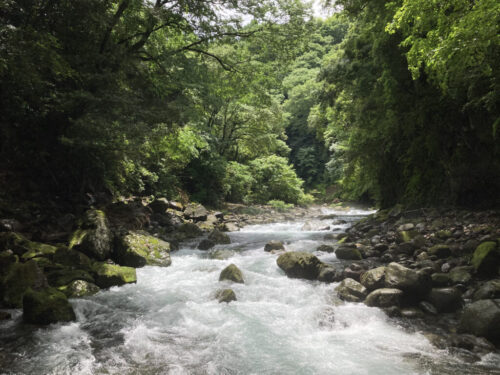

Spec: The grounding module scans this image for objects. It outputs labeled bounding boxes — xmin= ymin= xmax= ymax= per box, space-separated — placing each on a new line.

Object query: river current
xmin=1 ymin=208 xmax=500 ymax=374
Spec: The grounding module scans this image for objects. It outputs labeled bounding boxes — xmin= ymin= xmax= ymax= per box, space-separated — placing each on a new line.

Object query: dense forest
xmin=0 ymin=0 xmax=499 ymax=209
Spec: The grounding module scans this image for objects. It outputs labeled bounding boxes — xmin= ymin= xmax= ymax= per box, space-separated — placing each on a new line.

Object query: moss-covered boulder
xmin=184 ymin=203 xmax=208 ymax=221
xmin=23 ymin=287 xmax=76 ymax=324
xmin=176 ymin=223 xmax=203 ymax=239
xmin=428 ymin=244 xmax=452 ymax=259
xmin=46 ymin=268 xmax=95 ymax=287
xmin=198 ymin=239 xmax=215 ymax=251
xmin=1 ymin=260 xmax=47 ymax=307
xmin=215 ymin=288 xmax=237 ymax=303
xmin=0 ymin=232 xmax=57 ymax=260
xmin=59 ymin=280 xmax=100 ymax=298
xmin=276 ymin=252 xmax=323 ymax=280
xmin=471 ymin=241 xmax=499 ymax=275
xmin=52 ymin=247 xmax=92 ymax=269
xmin=316 ymin=244 xmax=334 ymax=253
xmin=209 ymin=249 xmax=236 ymax=260
xmin=91 ymin=262 xmax=137 ymax=288
xmin=219 ymin=264 xmax=244 ymax=284
xmin=365 ymin=288 xmax=403 ymax=308
xmin=208 ymin=230 xmax=230 ymax=245
xmin=458 ymin=299 xmax=500 ymax=341
xmin=69 ymin=209 xmax=112 ymax=261
xmin=0 ymin=250 xmax=18 ymax=276
xmin=114 ymin=231 xmax=171 ymax=268
xmin=335 ymin=246 xmax=362 ymax=260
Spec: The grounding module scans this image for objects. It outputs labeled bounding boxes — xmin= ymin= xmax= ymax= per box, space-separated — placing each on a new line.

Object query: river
xmin=1 ymin=208 xmax=500 ymax=374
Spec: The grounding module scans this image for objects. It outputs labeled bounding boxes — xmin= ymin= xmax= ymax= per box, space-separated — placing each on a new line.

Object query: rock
xmin=335 ymin=278 xmax=367 ymax=302
xmin=69 ymin=209 xmax=112 ymax=261
xmin=222 ymin=222 xmax=240 ymax=232
xmin=91 ymin=262 xmax=137 ymax=288
xmin=431 ymin=273 xmax=451 ymax=287
xmin=384 ymin=262 xmax=431 ymax=298
xmin=276 ymin=252 xmax=322 ymax=280
xmin=168 ymin=201 xmax=184 ymax=211
xmin=323 ymin=233 xmax=336 ymax=240
xmin=335 ymin=246 xmax=362 ymax=260
xmin=317 ymin=265 xmax=343 ymax=282
xmin=177 ymin=223 xmax=203 ymax=238
xmin=52 ymin=247 xmax=92 ymax=269
xmin=448 ymin=266 xmax=472 ymax=284
xmin=0 ymin=218 xmax=23 ymax=232
xmin=208 ymin=230 xmax=230 ymax=245
xmin=184 ymin=203 xmax=208 ymax=221
xmin=219 ymin=264 xmax=244 ymax=283
xmin=209 ymin=249 xmax=236 ymax=260
xmin=0 ymin=250 xmax=18 ymax=276
xmin=59 ymin=280 xmax=100 ymax=298
xmin=46 ymin=268 xmax=94 ymax=287
xmin=419 ymin=301 xmax=438 ymax=315
xmin=1 ymin=260 xmax=47 ymax=307
xmin=148 ymin=198 xmax=170 ymax=214
xmin=395 ymin=242 xmax=415 ymax=255
xmin=436 ymin=230 xmax=452 ymax=240
xmin=215 ymin=289 xmax=236 ymax=303
xmin=398 ymin=223 xmax=415 ymax=231
xmin=264 ymin=240 xmax=284 ymax=252
xmin=428 ymin=244 xmax=452 ymax=259
xmin=0 ymin=232 xmax=57 ymax=259
xmin=23 ymin=287 xmax=76 ymax=324
xmin=360 ymin=266 xmax=386 ymax=291
xmin=316 ymin=244 xmax=335 ymax=253
xmin=365 ymin=288 xmax=403 ymax=308
xmin=473 ymin=280 xmax=500 ymax=301
xmin=426 ymin=287 xmax=463 ymax=313
xmin=114 ymin=231 xmax=171 ymax=268
xmin=471 ymin=241 xmax=499 ymax=275
xmin=198 ymin=239 xmax=215 ymax=250
xmin=399 ymin=230 xmax=417 ymax=243
xmin=400 ymin=308 xmax=425 ymax=319
xmin=459 ymin=299 xmax=500 ymax=341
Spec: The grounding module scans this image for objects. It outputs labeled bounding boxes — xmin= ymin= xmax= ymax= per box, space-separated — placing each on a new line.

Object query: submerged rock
xmin=23 ymin=287 xmax=76 ymax=324
xmin=219 ymin=264 xmax=244 ymax=284
xmin=215 ymin=288 xmax=237 ymax=303
xmin=276 ymin=252 xmax=322 ymax=280
xmin=69 ymin=209 xmax=112 ymax=261
xmin=114 ymin=231 xmax=171 ymax=267
xmin=264 ymin=240 xmax=284 ymax=252
xmin=335 ymin=278 xmax=367 ymax=302
xmin=209 ymin=249 xmax=236 ymax=260
xmin=91 ymin=262 xmax=137 ymax=288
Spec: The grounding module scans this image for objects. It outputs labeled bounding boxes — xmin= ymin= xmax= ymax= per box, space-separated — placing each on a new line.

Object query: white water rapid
xmin=1 ymin=208 xmax=500 ymax=374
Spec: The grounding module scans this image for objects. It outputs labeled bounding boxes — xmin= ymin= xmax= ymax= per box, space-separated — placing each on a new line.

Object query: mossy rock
xmin=59 ymin=280 xmax=100 ymax=298
xmin=69 ymin=209 xmax=112 ymax=261
xmin=436 ymin=230 xmax=452 ymax=240
xmin=276 ymin=252 xmax=322 ymax=280
xmin=471 ymin=241 xmax=499 ymax=275
xmin=0 ymin=250 xmax=18 ymax=277
xmin=428 ymin=244 xmax=452 ymax=259
xmin=114 ymin=231 xmax=171 ymax=268
xmin=23 ymin=287 xmax=76 ymax=324
xmin=215 ymin=288 xmax=236 ymax=303
xmin=335 ymin=246 xmax=362 ymax=260
xmin=52 ymin=247 xmax=92 ymax=270
xmin=209 ymin=249 xmax=236 ymax=260
xmin=219 ymin=264 xmax=244 ymax=284
xmin=0 ymin=232 xmax=57 ymax=260
xmin=208 ymin=230 xmax=230 ymax=245
xmin=2 ymin=260 xmax=47 ymax=308
xmin=46 ymin=268 xmax=94 ymax=287
xmin=399 ymin=230 xmax=417 ymax=243
xmin=91 ymin=262 xmax=137 ymax=288
xmin=176 ymin=223 xmax=203 ymax=238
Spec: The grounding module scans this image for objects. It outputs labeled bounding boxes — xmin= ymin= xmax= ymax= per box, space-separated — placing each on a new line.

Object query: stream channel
xmin=1 ymin=207 xmax=500 ymax=374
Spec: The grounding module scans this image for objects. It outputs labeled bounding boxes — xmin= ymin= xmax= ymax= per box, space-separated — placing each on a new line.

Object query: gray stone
xmin=459 ymin=299 xmax=500 ymax=341
xmin=215 ymin=289 xmax=236 ymax=303
xmin=426 ymin=287 xmax=463 ymax=312
xmin=360 ymin=266 xmax=386 ymax=291
xmin=276 ymin=252 xmax=322 ymax=280
xmin=384 ymin=262 xmax=431 ymax=297
xmin=335 ymin=278 xmax=367 ymax=302
xmin=219 ymin=264 xmax=244 ymax=284
xmin=473 ymin=280 xmax=500 ymax=301
xmin=198 ymin=239 xmax=215 ymax=250
xmin=264 ymin=240 xmax=285 ymax=252
xmin=208 ymin=230 xmax=230 ymax=245
xmin=335 ymin=246 xmax=362 ymax=260
xmin=316 ymin=244 xmax=335 ymax=253
xmin=365 ymin=288 xmax=403 ymax=308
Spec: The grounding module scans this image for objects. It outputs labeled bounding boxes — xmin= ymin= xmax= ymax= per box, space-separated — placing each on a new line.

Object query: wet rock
xmin=59 ymin=280 xmax=100 ymax=298
xmin=398 ymin=223 xmax=415 ymax=232
xmin=471 ymin=241 xmax=499 ymax=275
xmin=114 ymin=231 xmax=171 ymax=267
xmin=1 ymin=260 xmax=47 ymax=307
xmin=46 ymin=268 xmax=94 ymax=287
xmin=335 ymin=246 xmax=362 ymax=260
xmin=264 ymin=240 xmax=285 ymax=252
xmin=419 ymin=301 xmax=438 ymax=315
xmin=473 ymin=280 xmax=500 ymax=301
xmin=176 ymin=223 xmax=203 ymax=238
xmin=317 ymin=265 xmax=343 ymax=283
xmin=343 ymin=266 xmax=364 ymax=281
xmin=198 ymin=239 xmax=215 ymax=251
xmin=360 ymin=266 xmax=386 ymax=291
xmin=215 ymin=288 xmax=236 ymax=303
xmin=208 ymin=230 xmax=230 ymax=245
xmin=219 ymin=264 xmax=244 ymax=284
xmin=184 ymin=203 xmax=208 ymax=222
xmin=316 ymin=244 xmax=335 ymax=253
xmin=91 ymin=262 xmax=137 ymax=288
xmin=426 ymin=287 xmax=463 ymax=313
xmin=23 ymin=287 xmax=76 ymax=324
xmin=384 ymin=262 xmax=431 ymax=298
xmin=428 ymin=244 xmax=452 ymax=259
xmin=395 ymin=242 xmax=415 ymax=255
xmin=69 ymin=209 xmax=112 ymax=261
xmin=209 ymin=249 xmax=236 ymax=260
xmin=335 ymin=278 xmax=367 ymax=302
xmin=323 ymin=233 xmax=336 ymax=240
xmin=52 ymin=247 xmax=92 ymax=269
xmin=458 ymin=299 xmax=500 ymax=341
xmin=365 ymin=288 xmax=403 ymax=308
xmin=276 ymin=252 xmax=322 ymax=280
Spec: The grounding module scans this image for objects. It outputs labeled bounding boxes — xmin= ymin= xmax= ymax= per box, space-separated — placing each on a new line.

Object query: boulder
xmin=471 ymin=241 xmax=499 ymax=275
xmin=335 ymin=246 xmax=362 ymax=260
xmin=223 ymin=222 xmax=240 ymax=232
xmin=46 ymin=268 xmax=94 ymax=287
xmin=459 ymin=299 xmax=500 ymax=341
xmin=426 ymin=287 xmax=463 ymax=313
xmin=52 ymin=247 xmax=92 ymax=269
xmin=0 ymin=232 xmax=57 ymax=259
xmin=428 ymin=244 xmax=452 ymax=259
xmin=23 ymin=287 xmax=76 ymax=324
xmin=177 ymin=223 xmax=203 ymax=238
xmin=208 ymin=230 xmax=231 ymax=245
xmin=365 ymin=288 xmax=403 ymax=308
xmin=91 ymin=262 xmax=137 ymax=288
xmin=114 ymin=231 xmax=171 ymax=267
xmin=69 ymin=209 xmax=112 ymax=261
xmin=335 ymin=278 xmax=367 ymax=302
xmin=215 ymin=289 xmax=236 ymax=303
xmin=316 ymin=244 xmax=335 ymax=253
xmin=219 ymin=264 xmax=244 ymax=283
xmin=276 ymin=252 xmax=322 ymax=280
xmin=473 ymin=280 xmax=500 ymax=301
xmin=198 ymin=239 xmax=215 ymax=251
xmin=184 ymin=203 xmax=208 ymax=221
xmin=1 ymin=260 xmax=47 ymax=307
xmin=148 ymin=198 xmax=170 ymax=214
xmin=59 ymin=280 xmax=100 ymax=298
xmin=360 ymin=266 xmax=386 ymax=291
xmin=209 ymin=249 xmax=236 ymax=260
xmin=264 ymin=240 xmax=285 ymax=252
xmin=317 ymin=265 xmax=343 ymax=283
xmin=384 ymin=262 xmax=431 ymax=298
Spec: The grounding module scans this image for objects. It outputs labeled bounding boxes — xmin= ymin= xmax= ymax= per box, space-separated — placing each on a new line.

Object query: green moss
xmin=91 ymin=262 xmax=137 ymax=288
xmin=23 ymin=287 xmax=76 ymax=324
xmin=68 ymin=229 xmax=87 ymax=249
xmin=219 ymin=264 xmax=244 ymax=283
xmin=114 ymin=231 xmax=171 ymax=268
xmin=471 ymin=241 xmax=499 ymax=273
xmin=0 ymin=232 xmax=57 ymax=260
xmin=2 ymin=260 xmax=46 ymax=308
xmin=46 ymin=268 xmax=94 ymax=287
xmin=436 ymin=230 xmax=452 ymax=239
xmin=58 ymin=280 xmax=100 ymax=298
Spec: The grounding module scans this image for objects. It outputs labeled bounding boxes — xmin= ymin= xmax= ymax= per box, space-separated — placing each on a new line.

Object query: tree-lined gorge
xmin=1 ymin=0 xmax=499 ymax=209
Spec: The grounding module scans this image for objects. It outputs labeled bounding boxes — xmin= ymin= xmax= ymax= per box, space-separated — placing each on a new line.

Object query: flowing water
xmin=1 ymin=208 xmax=500 ymax=375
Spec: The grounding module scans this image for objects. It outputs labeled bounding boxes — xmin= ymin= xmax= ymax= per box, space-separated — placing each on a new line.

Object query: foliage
xmin=267 ymin=200 xmax=294 ymax=212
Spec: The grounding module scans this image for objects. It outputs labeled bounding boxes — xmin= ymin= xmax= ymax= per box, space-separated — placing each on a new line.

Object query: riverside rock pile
xmin=276 ymin=206 xmax=500 ymax=357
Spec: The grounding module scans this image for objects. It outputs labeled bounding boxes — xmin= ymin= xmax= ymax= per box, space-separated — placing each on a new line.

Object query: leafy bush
xmin=222 ymin=162 xmax=255 ymax=203
xmin=267 ymin=200 xmax=294 ymax=212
